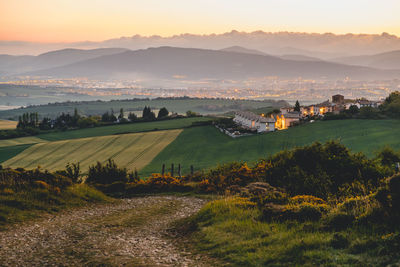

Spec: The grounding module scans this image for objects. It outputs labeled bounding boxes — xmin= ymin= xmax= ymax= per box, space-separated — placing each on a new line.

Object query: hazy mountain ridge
xmin=25 ymin=46 xmax=399 ymax=80
xmin=0 ymin=48 xmax=129 ymax=75
xmin=1 ymin=31 xmax=400 ymax=57
xmin=332 ymin=50 xmax=400 ymax=70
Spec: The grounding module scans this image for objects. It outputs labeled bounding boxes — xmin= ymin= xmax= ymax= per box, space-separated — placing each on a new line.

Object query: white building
xmin=234 ymin=111 xmax=276 ymax=133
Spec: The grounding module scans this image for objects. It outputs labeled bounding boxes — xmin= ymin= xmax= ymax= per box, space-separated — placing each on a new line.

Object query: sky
xmin=0 ymin=0 xmax=399 ymax=43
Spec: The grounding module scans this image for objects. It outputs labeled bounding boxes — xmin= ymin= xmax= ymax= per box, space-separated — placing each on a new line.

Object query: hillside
xmin=332 ymin=50 xmax=400 ymax=70
xmin=27 ymin=47 xmax=399 ymax=80
xmin=0 ymin=48 xmax=128 ymax=75
xmin=141 ymin=119 xmax=400 ymax=175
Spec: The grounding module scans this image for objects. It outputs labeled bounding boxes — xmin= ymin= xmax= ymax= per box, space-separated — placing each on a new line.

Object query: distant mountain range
xmin=10 ymin=46 xmax=398 ymax=81
xmin=331 ymin=50 xmax=400 ymax=70
xmin=1 ymin=31 xmax=400 ymax=57
xmin=0 ymin=48 xmax=128 ymax=75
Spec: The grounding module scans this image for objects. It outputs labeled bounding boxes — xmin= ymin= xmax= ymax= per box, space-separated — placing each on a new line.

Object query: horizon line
xmin=0 ymin=30 xmax=398 ymax=44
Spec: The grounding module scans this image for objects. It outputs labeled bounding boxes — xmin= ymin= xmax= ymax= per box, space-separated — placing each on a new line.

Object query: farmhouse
xmin=234 ymin=111 xmax=276 ymax=132
xmin=275 ymin=112 xmax=301 ymax=130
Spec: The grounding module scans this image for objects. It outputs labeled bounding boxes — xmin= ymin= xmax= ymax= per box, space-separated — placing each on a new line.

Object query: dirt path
xmin=0 ymin=196 xmax=217 ymax=267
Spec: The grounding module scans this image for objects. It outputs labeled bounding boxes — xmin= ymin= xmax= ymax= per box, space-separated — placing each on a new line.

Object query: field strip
xmin=0 ymin=120 xmax=17 ymax=130
xmin=98 ymin=134 xmax=146 ymax=164
xmin=123 ymin=132 xmax=168 ymax=167
xmin=3 ymin=129 xmax=182 ymax=172
xmin=0 ymin=136 xmax=47 ymax=148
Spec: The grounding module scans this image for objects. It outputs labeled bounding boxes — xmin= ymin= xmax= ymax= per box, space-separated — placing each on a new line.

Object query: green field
xmin=141 ymin=119 xmax=400 ymax=176
xmin=37 ymin=117 xmax=211 ymax=141
xmin=0 ymin=136 xmax=46 ymax=148
xmin=3 ymin=130 xmax=182 ymax=172
xmin=0 ymin=97 xmax=284 ymax=120
xmin=0 ymin=144 xmax=34 ymax=164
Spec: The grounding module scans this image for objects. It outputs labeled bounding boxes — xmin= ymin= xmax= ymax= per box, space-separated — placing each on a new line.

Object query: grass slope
xmin=37 ymin=117 xmax=210 ymax=141
xmin=187 ymin=197 xmax=398 ymax=266
xmin=0 ymin=136 xmax=46 ymax=148
xmin=4 ymin=130 xmax=182 ymax=172
xmin=0 ymin=144 xmax=33 ymax=164
xmin=0 ymin=120 xmax=17 ymax=130
xmin=142 ymin=119 xmax=400 ymax=176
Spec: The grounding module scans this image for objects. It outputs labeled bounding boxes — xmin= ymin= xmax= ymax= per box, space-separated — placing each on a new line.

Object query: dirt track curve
xmin=0 ymin=196 xmax=219 ymax=267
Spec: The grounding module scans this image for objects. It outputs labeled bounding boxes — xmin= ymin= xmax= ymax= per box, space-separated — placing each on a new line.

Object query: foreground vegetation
xmin=0 ymin=166 xmax=111 ymax=229
xmin=142 ymin=119 xmax=400 ymax=176
xmin=173 ymin=142 xmax=400 ymax=266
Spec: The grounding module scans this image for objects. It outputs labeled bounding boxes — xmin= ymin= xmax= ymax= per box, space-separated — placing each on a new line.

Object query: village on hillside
xmin=231 ymin=94 xmax=383 ymax=134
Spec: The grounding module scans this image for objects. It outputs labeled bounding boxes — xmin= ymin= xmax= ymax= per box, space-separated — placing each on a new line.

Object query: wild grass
xmin=186 ymin=197 xmax=400 ymax=266
xmin=0 ymin=184 xmax=112 ymax=229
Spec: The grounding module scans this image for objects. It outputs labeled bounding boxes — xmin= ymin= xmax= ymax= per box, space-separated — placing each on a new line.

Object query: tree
xmin=118 ymin=108 xmax=124 ymax=119
xmin=128 ymin=112 xmax=138 ymax=121
xmin=186 ymin=110 xmax=198 ymax=117
xmin=142 ymin=106 xmax=156 ymax=121
xmin=348 ymin=105 xmax=359 ymax=115
xmin=157 ymin=107 xmax=169 ymax=119
xmin=294 ymin=101 xmax=301 ymax=112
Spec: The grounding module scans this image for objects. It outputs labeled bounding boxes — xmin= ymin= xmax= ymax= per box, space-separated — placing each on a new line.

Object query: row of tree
xmin=101 ymin=106 xmax=170 ymax=123
xmin=17 ymin=106 xmax=172 ymax=131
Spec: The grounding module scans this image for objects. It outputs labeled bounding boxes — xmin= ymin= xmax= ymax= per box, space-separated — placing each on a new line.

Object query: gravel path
xmin=0 ymin=196 xmax=215 ymax=266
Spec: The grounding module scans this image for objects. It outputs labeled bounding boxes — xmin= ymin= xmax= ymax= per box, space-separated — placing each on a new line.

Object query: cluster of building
xmin=234 ymin=94 xmax=383 ymax=133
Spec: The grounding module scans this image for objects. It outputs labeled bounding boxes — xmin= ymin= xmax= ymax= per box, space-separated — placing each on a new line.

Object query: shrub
xmin=322 ymin=212 xmax=355 ymax=230
xmin=126 ymin=173 xmax=192 ymax=194
xmin=86 ymin=159 xmax=129 ymax=185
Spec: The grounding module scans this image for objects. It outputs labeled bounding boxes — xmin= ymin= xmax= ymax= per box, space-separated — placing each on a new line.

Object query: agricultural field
xmin=0 ymin=120 xmax=17 ymax=130
xmin=3 ymin=130 xmax=182 ymax=172
xmin=37 ymin=117 xmax=211 ymax=141
xmin=0 ymin=97 xmax=285 ymax=120
xmin=141 ymin=119 xmax=400 ymax=176
xmin=0 ymin=136 xmax=46 ymax=148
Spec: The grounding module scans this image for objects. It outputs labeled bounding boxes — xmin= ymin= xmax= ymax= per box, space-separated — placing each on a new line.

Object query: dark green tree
xmin=294 ymin=101 xmax=301 ymax=112
xmin=157 ymin=107 xmax=169 ymax=118
xmin=118 ymin=108 xmax=124 ymax=119
xmin=128 ymin=112 xmax=138 ymax=121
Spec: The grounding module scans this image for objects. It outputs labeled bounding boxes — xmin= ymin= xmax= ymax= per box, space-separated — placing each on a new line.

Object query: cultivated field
xmin=141 ymin=119 xmax=400 ymax=176
xmin=0 ymin=120 xmax=17 ymax=130
xmin=37 ymin=117 xmax=211 ymax=141
xmin=0 ymin=136 xmax=46 ymax=148
xmin=3 ymin=130 xmax=182 ymax=172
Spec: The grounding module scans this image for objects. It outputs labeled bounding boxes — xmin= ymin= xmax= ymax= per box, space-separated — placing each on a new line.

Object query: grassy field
xmin=0 ymin=97 xmax=284 ymax=120
xmin=3 ymin=130 xmax=182 ymax=172
xmin=0 ymin=144 xmax=34 ymax=164
xmin=0 ymin=120 xmax=17 ymax=130
xmin=0 ymin=136 xmax=46 ymax=148
xmin=36 ymin=117 xmax=211 ymax=141
xmin=186 ymin=197 xmax=399 ymax=266
xmin=141 ymin=119 xmax=400 ymax=176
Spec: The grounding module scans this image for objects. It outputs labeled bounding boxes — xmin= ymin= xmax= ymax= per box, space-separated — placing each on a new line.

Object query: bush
xmin=86 ymin=159 xmax=129 ymax=185
xmin=322 ymin=212 xmax=355 ymax=230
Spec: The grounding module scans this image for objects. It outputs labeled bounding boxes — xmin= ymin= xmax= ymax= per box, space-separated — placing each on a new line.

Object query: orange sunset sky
xmin=0 ymin=0 xmax=399 ymax=43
